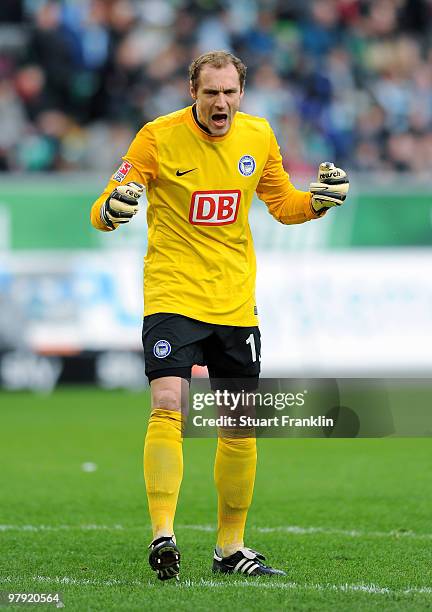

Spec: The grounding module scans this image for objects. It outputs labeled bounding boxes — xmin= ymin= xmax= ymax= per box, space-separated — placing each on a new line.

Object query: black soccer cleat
xmin=148 ymin=536 xmax=181 ymax=581
xmin=212 ymin=547 xmax=286 ymax=577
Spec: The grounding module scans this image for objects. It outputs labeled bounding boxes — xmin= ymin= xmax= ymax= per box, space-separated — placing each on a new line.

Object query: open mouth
xmin=211 ymin=113 xmax=228 ymax=128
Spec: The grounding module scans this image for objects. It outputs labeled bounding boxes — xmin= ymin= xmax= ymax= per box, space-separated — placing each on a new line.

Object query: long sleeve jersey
xmin=90 ymin=105 xmax=320 ymax=326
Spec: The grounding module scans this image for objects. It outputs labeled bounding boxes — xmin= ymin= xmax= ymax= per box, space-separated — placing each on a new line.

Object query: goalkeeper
xmin=90 ymin=50 xmax=349 ymax=581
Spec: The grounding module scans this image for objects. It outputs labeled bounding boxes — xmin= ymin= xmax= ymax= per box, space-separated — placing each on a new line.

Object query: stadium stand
xmin=0 ymin=0 xmax=431 ymax=175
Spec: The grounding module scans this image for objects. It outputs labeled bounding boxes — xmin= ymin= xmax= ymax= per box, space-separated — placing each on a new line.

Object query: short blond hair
xmin=189 ymin=50 xmax=247 ymax=92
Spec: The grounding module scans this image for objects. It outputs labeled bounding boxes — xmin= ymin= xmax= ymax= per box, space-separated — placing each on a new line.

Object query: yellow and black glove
xmin=310 ymin=162 xmax=349 ymax=213
xmin=100 ymin=182 xmax=145 ymax=229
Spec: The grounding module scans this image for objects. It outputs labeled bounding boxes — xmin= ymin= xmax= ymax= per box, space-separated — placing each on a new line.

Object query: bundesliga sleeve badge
xmin=113 ymin=160 xmax=133 ymax=182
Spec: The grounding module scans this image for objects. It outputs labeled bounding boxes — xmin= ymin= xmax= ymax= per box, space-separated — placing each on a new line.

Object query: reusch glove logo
xmin=319 ymin=168 xmax=342 ymax=181
xmin=189 ymin=190 xmax=241 ymax=225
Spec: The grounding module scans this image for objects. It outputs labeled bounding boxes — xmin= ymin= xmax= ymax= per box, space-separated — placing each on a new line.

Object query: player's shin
xmin=214 ymin=435 xmax=257 ymax=557
xmin=144 ymin=409 xmax=183 ymax=539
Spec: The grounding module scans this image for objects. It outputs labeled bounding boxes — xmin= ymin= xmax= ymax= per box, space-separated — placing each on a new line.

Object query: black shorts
xmin=142 ymin=313 xmax=261 ymax=387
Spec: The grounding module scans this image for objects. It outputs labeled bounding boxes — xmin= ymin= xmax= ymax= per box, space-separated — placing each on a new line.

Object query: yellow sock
xmin=144 ymin=409 xmax=183 ymax=539
xmin=214 ymin=435 xmax=257 ymax=557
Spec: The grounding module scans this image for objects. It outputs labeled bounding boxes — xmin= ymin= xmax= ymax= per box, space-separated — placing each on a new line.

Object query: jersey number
xmin=246 ymin=333 xmax=260 ymax=362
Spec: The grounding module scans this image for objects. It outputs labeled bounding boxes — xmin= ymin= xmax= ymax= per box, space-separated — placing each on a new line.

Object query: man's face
xmin=190 ymin=63 xmax=244 ymax=136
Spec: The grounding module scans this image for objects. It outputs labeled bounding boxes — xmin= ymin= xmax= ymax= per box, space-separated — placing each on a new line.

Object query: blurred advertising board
xmin=1 ymin=249 xmax=431 ymax=390
xmin=0 ymin=251 xmax=147 ymax=390
xmin=256 ymin=250 xmax=432 ymax=377
xmin=0 ymin=175 xmax=431 ymax=251
xmin=1 ymin=175 xmax=431 ymax=389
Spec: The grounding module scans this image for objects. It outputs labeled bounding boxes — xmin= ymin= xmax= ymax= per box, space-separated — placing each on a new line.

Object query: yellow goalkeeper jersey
xmin=90 ymin=105 xmax=319 ymax=326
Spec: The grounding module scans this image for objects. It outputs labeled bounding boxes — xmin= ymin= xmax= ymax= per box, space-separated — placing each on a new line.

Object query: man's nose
xmin=215 ymin=92 xmax=227 ymax=108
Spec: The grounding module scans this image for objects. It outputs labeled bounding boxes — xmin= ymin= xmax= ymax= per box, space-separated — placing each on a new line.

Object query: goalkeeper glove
xmin=310 ymin=162 xmax=349 ymax=213
xmin=100 ymin=182 xmax=144 ymax=229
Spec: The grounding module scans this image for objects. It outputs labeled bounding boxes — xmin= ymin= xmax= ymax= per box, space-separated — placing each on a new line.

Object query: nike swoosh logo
xmin=176 ymin=168 xmax=197 ymax=176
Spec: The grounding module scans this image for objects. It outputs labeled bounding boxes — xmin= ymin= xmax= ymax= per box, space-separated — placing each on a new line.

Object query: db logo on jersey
xmin=189 ymin=190 xmax=241 ymax=226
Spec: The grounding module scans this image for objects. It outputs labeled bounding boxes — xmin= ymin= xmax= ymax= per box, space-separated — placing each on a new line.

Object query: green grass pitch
xmin=0 ymin=388 xmax=431 ymax=611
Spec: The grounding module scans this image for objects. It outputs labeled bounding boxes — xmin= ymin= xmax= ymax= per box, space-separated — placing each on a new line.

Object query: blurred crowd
xmin=0 ymin=0 xmax=431 ymax=175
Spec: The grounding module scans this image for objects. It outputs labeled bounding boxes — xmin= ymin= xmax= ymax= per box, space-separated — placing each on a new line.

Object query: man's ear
xmin=240 ymin=87 xmax=245 ymax=100
xmin=190 ymin=81 xmax=197 ymax=100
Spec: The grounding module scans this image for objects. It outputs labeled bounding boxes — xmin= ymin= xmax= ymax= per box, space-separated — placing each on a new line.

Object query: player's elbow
xmin=269 ymin=206 xmax=307 ymax=226
xmin=266 ymin=190 xmax=317 ymax=225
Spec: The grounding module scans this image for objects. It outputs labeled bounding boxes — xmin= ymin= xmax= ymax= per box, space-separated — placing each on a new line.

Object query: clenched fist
xmin=100 ymin=182 xmax=145 ymax=229
xmin=310 ymin=162 xmax=349 ymax=213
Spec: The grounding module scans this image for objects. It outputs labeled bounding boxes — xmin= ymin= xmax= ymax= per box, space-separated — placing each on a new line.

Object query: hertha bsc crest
xmin=238 ymin=155 xmax=256 ymax=176
xmin=153 ymin=340 xmax=172 ymax=358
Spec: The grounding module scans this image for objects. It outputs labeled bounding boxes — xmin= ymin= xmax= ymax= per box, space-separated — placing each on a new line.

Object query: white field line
xmin=0 ymin=575 xmax=431 ymax=596
xmin=0 ymin=523 xmax=432 ymax=541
